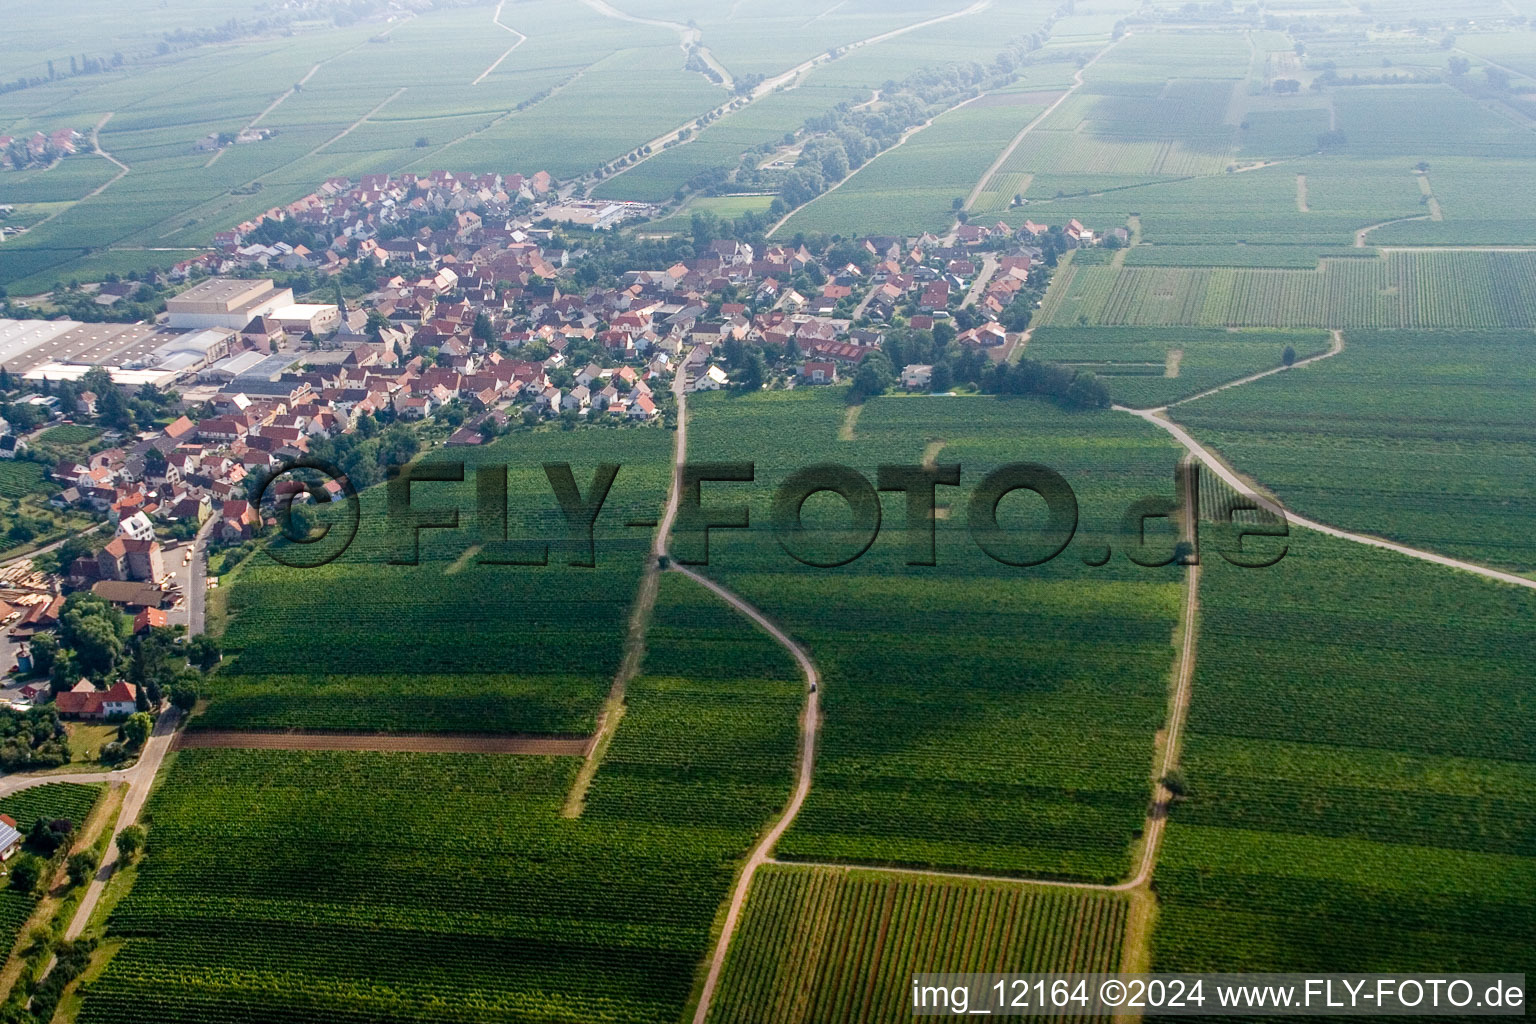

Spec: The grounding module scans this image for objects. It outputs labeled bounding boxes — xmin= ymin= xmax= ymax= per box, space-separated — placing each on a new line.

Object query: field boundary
xmin=174 ymin=731 xmax=591 ymax=755
xmin=561 ymin=356 xmax=692 ymax=816
xmin=472 ymin=0 xmax=529 ymax=87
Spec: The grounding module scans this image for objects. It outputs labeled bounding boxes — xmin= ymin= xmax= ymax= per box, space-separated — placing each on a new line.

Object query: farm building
xmin=54 ymin=679 xmax=139 ymax=720
xmin=0 ymin=815 xmax=20 ymax=861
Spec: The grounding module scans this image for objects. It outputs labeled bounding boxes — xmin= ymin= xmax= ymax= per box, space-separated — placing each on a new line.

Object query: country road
xmin=962 ymin=33 xmax=1126 ymax=214
xmin=64 ymin=708 xmax=180 ymax=939
xmin=597 ymin=0 xmax=990 ymax=193
xmin=668 ymin=385 xmax=822 ymax=1024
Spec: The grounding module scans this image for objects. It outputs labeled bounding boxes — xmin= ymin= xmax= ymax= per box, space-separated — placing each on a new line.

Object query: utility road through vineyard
xmin=1117 ymin=342 xmax=1536 ymax=592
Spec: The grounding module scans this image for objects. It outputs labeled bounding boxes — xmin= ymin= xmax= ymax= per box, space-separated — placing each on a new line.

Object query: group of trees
xmin=981 ymin=357 xmax=1111 ymax=409
xmin=295 ymin=417 xmax=421 ymax=491
xmin=26 ymin=592 xmax=214 ymax=716
xmin=0 ymin=705 xmax=70 ymax=771
xmin=14 ymin=276 xmax=170 ymax=326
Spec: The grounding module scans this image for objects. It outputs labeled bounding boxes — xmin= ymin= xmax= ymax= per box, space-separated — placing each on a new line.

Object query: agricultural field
xmin=207 ymin=426 xmax=672 ymax=733
xmin=1038 ymin=252 xmax=1536 ymax=330
xmin=1172 ymin=329 xmax=1536 ymax=573
xmin=1152 ymin=530 xmax=1536 ymax=972
xmin=0 ymin=462 xmax=49 ymax=500
xmin=687 ymin=389 xmax=1185 ymax=881
xmin=0 ymin=784 xmax=104 ymax=959
xmin=83 ymin=571 xmax=803 ymax=1024
xmin=778 ymin=97 xmax=1050 ymax=238
xmin=1025 ymin=326 xmax=1331 ymax=408
xmin=0 ymin=0 xmax=732 ymax=290
xmin=35 ymin=423 xmax=102 ymax=446
xmin=709 ymin=866 xmax=1130 ymax=1024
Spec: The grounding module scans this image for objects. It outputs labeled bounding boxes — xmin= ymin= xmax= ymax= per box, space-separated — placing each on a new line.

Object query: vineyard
xmin=1173 ymin=329 xmax=1536 ymax=572
xmin=211 ymin=427 xmax=673 ymax=733
xmin=83 ymin=572 xmax=803 ymax=1024
xmin=1026 ymin=326 xmax=1331 ymax=408
xmin=1152 ymin=530 xmax=1536 ymax=972
xmin=687 ymin=390 xmax=1185 ymax=880
xmin=1039 ymin=253 xmax=1536 ymax=330
xmin=0 ymin=784 xmax=103 ymax=959
xmin=709 ymin=866 xmax=1130 ymax=1024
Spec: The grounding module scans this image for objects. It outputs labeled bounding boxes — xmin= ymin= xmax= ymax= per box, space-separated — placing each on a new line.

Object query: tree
xmin=169 ymin=683 xmax=198 ymax=712
xmin=27 ymin=632 xmax=58 ymax=676
xmin=1447 ymin=56 xmax=1471 ymax=77
xmin=120 ymin=711 xmax=153 ymax=749
xmin=734 ymin=351 xmax=766 ymax=391
xmin=1282 ymin=345 xmax=1297 ymax=366
xmin=7 ymin=854 xmax=43 ymax=893
xmin=186 ymin=634 xmax=222 ymax=672
xmin=1316 ymin=130 xmax=1348 ymax=152
xmin=1064 ymin=371 xmax=1111 ymax=410
xmin=67 ymin=850 xmax=98 ymax=886
xmin=848 ymin=351 xmax=894 ymax=403
xmin=28 ymin=817 xmax=71 ymax=855
xmin=929 ymin=361 xmax=954 ymax=393
xmin=472 ymin=311 xmax=495 ymax=344
xmin=1486 ymin=66 xmax=1511 ymax=91
xmin=115 ymin=824 xmax=147 ymax=863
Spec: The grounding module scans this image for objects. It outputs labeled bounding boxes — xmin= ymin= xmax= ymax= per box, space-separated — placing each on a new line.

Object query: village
xmin=0 ymin=168 xmax=1119 ymax=742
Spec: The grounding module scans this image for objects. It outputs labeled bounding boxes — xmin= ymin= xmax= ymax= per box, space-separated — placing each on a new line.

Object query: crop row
xmin=1152 ymin=528 xmax=1536 ymax=973
xmin=710 ymin=866 xmax=1128 ymax=1024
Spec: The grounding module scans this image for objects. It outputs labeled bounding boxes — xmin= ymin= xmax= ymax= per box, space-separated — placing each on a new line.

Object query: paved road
xmin=186 ymin=517 xmax=214 ymax=636
xmin=667 ymin=375 xmax=822 ymax=1024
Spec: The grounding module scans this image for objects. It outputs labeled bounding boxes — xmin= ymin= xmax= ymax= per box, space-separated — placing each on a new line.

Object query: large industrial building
xmin=164 ymin=278 xmax=295 ymax=330
xmin=0 ymin=277 xmax=335 ymax=396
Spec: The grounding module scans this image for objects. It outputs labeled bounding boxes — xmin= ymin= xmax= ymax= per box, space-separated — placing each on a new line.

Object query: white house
xmin=116 ymin=510 xmax=156 ymax=542
xmin=690 ymin=364 xmax=730 ymax=393
xmin=901 ymin=364 xmax=934 ymax=390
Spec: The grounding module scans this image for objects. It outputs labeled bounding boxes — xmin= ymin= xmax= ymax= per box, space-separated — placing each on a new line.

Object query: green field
xmin=36 ymin=424 xmax=103 ymax=446
xmin=778 ymin=97 xmax=1050 ymax=237
xmin=1026 ymin=326 xmax=1332 ymax=408
xmin=1038 ymin=252 xmax=1536 ymax=330
xmin=1171 ymin=329 xmax=1536 ymax=573
xmin=688 ymin=389 xmax=1185 ymax=881
xmin=1152 ymin=530 xmax=1536 ymax=972
xmin=710 ymin=866 xmax=1129 ymax=1023
xmin=209 ymin=427 xmax=672 ymax=732
xmin=0 ymin=461 xmax=49 ymax=500
xmin=85 ymin=570 xmax=802 ymax=1024
xmin=0 ymin=784 xmax=104 ymax=961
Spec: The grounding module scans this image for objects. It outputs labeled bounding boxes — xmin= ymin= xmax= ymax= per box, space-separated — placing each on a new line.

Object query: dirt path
xmin=681 ymin=559 xmax=819 ymax=1024
xmin=574 ymin=0 xmax=732 ymax=90
xmin=472 ymin=0 xmax=528 ymax=87
xmin=1295 ymin=173 xmax=1308 ymax=213
xmin=838 ymin=404 xmax=861 ymax=441
xmin=1124 ymin=455 xmax=1199 ymax=892
xmin=768 ymin=103 xmax=967 ymax=236
xmin=207 ymin=61 xmax=325 ymax=167
xmin=562 ymin=357 xmax=692 ymax=816
xmin=1355 ymin=213 xmax=1428 ymax=247
xmin=962 ymin=34 xmax=1125 ymax=214
xmin=1164 ymin=348 xmax=1183 ymax=378
xmin=23 ymin=114 xmax=127 ymax=236
xmin=1121 ymin=405 xmax=1536 ymax=593
xmin=175 ymin=731 xmax=590 ymax=755
xmin=1159 ymin=328 xmax=1343 ymax=410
